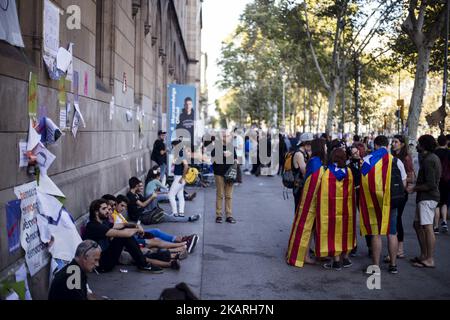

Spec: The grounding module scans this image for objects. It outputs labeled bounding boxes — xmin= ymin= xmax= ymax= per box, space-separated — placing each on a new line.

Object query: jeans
xmin=159 ymin=162 xmax=167 ymax=186
xmin=169 ymin=175 xmax=185 ymax=214
xmin=148 ymin=193 xmax=169 ymax=210
xmin=99 ymin=237 xmax=147 ymax=272
xmin=396 ymin=193 xmax=408 ymax=242
xmin=161 ymin=213 xmax=190 ymax=223
xmin=145 ymin=228 xmax=176 ymax=242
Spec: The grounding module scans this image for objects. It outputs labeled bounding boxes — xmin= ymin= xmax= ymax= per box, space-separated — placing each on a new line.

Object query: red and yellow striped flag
xmin=315 ymin=165 xmax=356 ymax=258
xmin=359 ymin=148 xmax=393 ymax=236
xmin=287 ymin=157 xmax=324 ymax=267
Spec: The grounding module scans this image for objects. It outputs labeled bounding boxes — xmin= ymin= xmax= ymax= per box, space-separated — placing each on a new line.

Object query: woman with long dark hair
xmin=388 ymin=135 xmax=415 ymax=259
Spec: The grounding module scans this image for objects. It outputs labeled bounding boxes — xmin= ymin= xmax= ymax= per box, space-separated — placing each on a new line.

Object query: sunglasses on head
xmin=84 ymin=242 xmax=99 ymax=256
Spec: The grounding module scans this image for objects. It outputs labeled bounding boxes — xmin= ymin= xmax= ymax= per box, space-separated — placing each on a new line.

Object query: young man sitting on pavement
xmin=85 ymin=199 xmax=180 ymax=272
xmin=127 ymin=177 xmax=200 ymax=224
xmin=113 ymin=194 xmax=199 ymax=254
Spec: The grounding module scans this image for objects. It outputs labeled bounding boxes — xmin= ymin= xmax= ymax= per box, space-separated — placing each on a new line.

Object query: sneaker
xmin=342 ymin=258 xmax=353 ymax=268
xmin=434 ymin=227 xmax=440 ymax=234
xmin=226 ymin=216 xmax=237 ymax=224
xmin=323 ymin=261 xmax=342 ymax=271
xmin=363 ymin=265 xmax=381 ymax=275
xmin=175 ymin=213 xmax=185 ymax=218
xmin=350 ymin=247 xmax=357 ymax=257
xmin=388 ymin=264 xmax=398 ymax=274
xmin=186 ymin=234 xmax=199 ymax=253
xmin=176 ymin=250 xmax=188 ymax=260
xmin=441 ymin=221 xmax=448 ymax=233
xmin=181 ymin=234 xmax=195 ymax=243
xmin=138 ymin=264 xmax=164 ymax=274
xmin=189 ymin=214 xmax=201 ymax=222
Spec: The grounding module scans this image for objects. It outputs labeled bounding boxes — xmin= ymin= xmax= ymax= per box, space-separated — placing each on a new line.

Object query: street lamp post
xmin=282 ymin=74 xmax=286 ymax=130
xmin=440 ymin=0 xmax=449 ymax=134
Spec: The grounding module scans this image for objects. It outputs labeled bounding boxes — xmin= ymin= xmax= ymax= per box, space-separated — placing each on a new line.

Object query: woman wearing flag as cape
xmin=316 ymin=148 xmax=356 ymax=270
xmin=287 ymin=138 xmax=327 ymax=267
xmin=359 ymin=135 xmax=406 ymax=274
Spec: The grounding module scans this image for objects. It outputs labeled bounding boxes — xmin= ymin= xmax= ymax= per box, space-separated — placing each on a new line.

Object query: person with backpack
xmin=433 ymin=135 xmax=449 ymax=234
xmin=360 ymin=135 xmax=406 ymax=274
xmin=407 ymin=135 xmax=441 ymax=268
xmin=290 ymin=133 xmax=313 ymax=212
xmin=386 ymin=135 xmax=416 ymax=261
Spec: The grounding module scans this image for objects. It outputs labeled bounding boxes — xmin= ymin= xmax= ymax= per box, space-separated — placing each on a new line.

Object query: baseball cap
xmin=297 ymin=132 xmax=314 ymax=146
xmin=158 ymin=130 xmax=167 ymax=135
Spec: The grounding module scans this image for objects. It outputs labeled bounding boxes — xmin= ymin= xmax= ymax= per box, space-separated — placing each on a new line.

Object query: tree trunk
xmin=326 ymin=76 xmax=340 ymax=134
xmin=406 ymin=46 xmax=431 ymax=142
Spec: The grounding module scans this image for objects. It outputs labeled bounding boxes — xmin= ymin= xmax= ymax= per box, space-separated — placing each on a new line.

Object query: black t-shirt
xmin=127 ymin=191 xmax=145 ymax=221
xmin=211 ymin=145 xmax=237 ymax=176
xmin=176 ymin=110 xmax=195 ymax=132
xmin=85 ymin=220 xmax=111 ymax=250
xmin=48 ymin=260 xmax=88 ymax=300
xmin=435 ymin=148 xmax=450 ymax=180
xmin=151 ymin=139 xmax=167 ymax=165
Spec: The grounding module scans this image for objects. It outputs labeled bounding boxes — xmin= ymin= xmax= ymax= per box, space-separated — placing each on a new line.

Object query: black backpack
xmin=391 ymin=158 xmax=405 ymax=209
xmin=140 ymin=207 xmax=165 ymax=225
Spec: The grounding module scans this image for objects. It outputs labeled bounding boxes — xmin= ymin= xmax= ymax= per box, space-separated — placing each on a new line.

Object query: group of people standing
xmin=286 ymin=132 xmax=449 ymax=273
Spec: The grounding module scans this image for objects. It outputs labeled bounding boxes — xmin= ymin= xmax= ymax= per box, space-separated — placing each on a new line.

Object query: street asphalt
xmin=88 ymin=174 xmax=450 ymax=300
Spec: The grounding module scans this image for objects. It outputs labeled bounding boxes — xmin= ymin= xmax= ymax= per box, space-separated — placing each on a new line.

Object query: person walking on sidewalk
xmin=151 ymin=130 xmax=168 ymax=186
xmin=212 ymin=130 xmax=237 ymax=224
xmin=407 ymin=135 xmax=441 ymax=269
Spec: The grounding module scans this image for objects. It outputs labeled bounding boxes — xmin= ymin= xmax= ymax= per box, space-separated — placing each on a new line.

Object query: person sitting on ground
xmin=84 ymin=198 xmax=179 ymax=272
xmin=105 ymin=193 xmax=186 ymax=254
xmin=49 ymin=240 xmax=106 ymax=300
xmin=114 ymin=195 xmax=199 ymax=254
xmin=127 ymin=177 xmax=200 ymax=224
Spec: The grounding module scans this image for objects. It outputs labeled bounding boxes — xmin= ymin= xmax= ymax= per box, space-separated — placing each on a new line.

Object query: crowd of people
xmin=48 ymin=126 xmax=450 ymax=299
xmin=284 ymin=132 xmax=450 ymax=273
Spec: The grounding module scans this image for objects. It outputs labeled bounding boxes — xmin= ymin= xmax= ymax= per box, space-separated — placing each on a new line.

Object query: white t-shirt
xmin=395 ymin=157 xmax=407 ymax=182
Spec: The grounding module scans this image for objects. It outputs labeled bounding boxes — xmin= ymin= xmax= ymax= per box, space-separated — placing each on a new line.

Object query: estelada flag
xmin=315 ymin=164 xmax=356 ymax=258
xmin=359 ymin=148 xmax=393 ymax=236
xmin=287 ymin=156 xmax=325 ymax=267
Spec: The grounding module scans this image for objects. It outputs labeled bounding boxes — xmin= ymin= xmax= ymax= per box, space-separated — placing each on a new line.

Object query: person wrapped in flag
xmin=359 ymin=135 xmax=406 ymax=274
xmin=316 ymin=148 xmax=356 ymax=270
xmin=287 ymin=138 xmax=327 ymax=267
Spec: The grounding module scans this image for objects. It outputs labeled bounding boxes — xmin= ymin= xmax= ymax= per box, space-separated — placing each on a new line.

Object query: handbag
xmin=224 ymin=164 xmax=238 ymax=183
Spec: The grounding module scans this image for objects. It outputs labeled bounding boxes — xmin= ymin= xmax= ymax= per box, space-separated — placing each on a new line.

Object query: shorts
xmin=389 ymin=209 xmax=398 ymax=235
xmin=415 ymin=200 xmax=438 ymax=226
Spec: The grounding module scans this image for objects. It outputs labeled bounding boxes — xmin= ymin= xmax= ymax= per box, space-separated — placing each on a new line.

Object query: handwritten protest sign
xmin=14 ymin=182 xmax=50 ymax=277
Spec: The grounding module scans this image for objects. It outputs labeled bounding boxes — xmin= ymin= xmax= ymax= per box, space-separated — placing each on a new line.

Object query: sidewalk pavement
xmin=88 ymin=175 xmax=450 ymax=300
